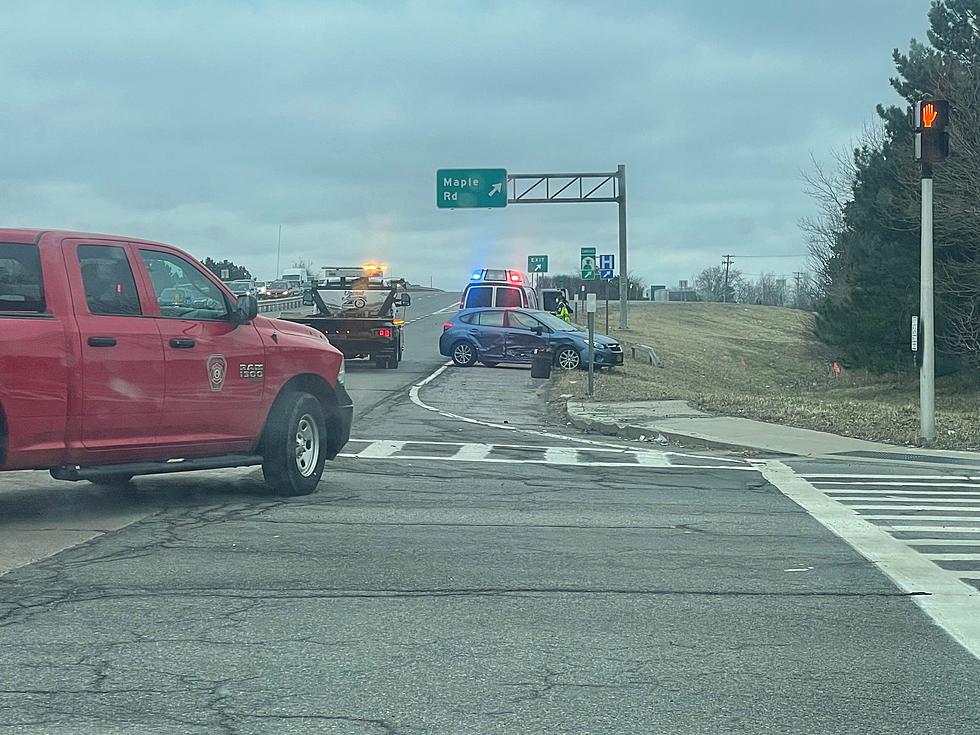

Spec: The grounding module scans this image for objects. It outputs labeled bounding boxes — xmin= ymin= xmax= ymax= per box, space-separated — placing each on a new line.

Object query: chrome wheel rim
xmin=294 ymin=413 xmax=320 ymax=477
xmin=558 ymin=349 xmax=580 ymax=370
xmin=454 ymin=344 xmax=473 ymax=364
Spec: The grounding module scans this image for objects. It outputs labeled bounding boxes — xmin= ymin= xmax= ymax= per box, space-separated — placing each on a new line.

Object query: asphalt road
xmin=2 ymin=293 xmax=980 ymax=734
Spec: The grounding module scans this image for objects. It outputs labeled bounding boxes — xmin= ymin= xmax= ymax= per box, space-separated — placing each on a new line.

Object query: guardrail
xmin=622 ymin=339 xmax=665 ymax=368
xmin=257 ymin=297 xmax=304 ymax=314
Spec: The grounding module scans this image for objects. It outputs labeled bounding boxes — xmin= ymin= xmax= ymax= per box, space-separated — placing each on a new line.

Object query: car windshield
xmin=270 ymin=281 xmax=288 ymax=289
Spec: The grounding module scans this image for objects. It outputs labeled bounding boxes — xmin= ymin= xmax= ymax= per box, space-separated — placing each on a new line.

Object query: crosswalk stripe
xmin=815 ymin=482 xmax=980 ymax=488
xmin=822 ymin=489 xmax=980 ymax=496
xmin=356 ymin=441 xmax=404 ymax=458
xmin=847 ymin=504 xmax=980 ymax=512
xmin=801 ymin=474 xmax=980 ymax=484
xmin=919 ymin=553 xmax=980 ymax=560
xmin=884 ymin=526 xmax=980 ymax=533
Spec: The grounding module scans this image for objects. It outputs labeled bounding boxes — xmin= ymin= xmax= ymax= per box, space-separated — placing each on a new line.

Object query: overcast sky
xmin=0 ymin=0 xmax=931 ymax=288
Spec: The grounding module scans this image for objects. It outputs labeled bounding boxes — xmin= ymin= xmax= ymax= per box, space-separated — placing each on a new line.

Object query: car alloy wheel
xmin=452 ymin=342 xmax=476 ymax=366
xmin=556 ymin=347 xmax=581 ymax=370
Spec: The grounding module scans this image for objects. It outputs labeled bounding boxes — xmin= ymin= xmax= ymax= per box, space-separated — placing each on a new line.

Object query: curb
xmin=563 ymin=406 xmax=782 ymax=457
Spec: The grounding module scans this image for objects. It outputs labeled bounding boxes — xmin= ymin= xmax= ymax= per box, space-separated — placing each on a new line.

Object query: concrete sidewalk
xmin=566 ymin=399 xmax=980 ymax=465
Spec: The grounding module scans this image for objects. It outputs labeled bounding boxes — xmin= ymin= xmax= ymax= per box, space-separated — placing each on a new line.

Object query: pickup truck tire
xmin=88 ymin=473 xmax=135 ymax=487
xmin=261 ymin=392 xmax=326 ymax=496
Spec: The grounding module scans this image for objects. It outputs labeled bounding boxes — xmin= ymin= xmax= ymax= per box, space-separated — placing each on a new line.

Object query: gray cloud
xmin=0 ymin=0 xmax=930 ymax=286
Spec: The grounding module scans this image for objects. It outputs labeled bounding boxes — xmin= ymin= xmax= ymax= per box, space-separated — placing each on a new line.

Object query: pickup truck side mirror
xmin=396 ymin=294 xmax=412 ymax=308
xmin=232 ymin=294 xmax=259 ymax=324
xmin=302 ymin=289 xmax=314 ymax=306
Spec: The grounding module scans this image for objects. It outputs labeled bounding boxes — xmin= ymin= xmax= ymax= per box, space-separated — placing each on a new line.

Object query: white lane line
xmin=919 ymin=553 xmax=980 ymax=560
xmin=759 ymin=460 xmax=980 ymax=662
xmin=954 ymin=571 xmax=980 ymax=580
xmin=407 ymin=362 xmax=751 ymax=468
xmin=545 ymin=447 xmax=583 ymax=465
xmin=832 ymin=498 xmax=980 ymax=505
xmin=355 ymin=441 xmax=404 ymax=458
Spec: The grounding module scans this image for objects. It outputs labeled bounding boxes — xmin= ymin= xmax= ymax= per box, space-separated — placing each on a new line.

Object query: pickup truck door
xmin=65 ymin=240 xmax=167 ymax=453
xmin=135 ymin=246 xmax=266 ymax=449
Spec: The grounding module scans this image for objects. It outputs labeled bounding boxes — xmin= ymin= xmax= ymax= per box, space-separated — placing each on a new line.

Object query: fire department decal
xmin=207 ymin=355 xmax=227 ymax=392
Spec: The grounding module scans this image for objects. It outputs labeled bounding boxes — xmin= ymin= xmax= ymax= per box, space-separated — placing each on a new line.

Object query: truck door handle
xmin=87 ymin=336 xmax=117 ymax=348
xmin=169 ymin=338 xmax=196 ymax=349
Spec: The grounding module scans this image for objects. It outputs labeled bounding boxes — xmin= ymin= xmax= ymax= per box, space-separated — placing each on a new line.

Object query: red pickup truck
xmin=0 ymin=228 xmax=352 ymax=496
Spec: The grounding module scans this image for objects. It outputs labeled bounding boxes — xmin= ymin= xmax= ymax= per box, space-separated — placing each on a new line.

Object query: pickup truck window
xmin=139 ymin=249 xmax=229 ymax=321
xmin=0 ymin=243 xmax=45 ymax=313
xmin=78 ymin=245 xmax=142 ymax=316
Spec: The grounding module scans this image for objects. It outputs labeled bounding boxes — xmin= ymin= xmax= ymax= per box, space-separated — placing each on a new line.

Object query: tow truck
xmin=281 ymin=264 xmax=411 ymax=369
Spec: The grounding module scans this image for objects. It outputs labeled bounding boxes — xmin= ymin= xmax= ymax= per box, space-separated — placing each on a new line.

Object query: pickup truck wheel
xmin=88 ymin=474 xmax=135 ymax=487
xmin=451 ymin=341 xmax=477 ymax=367
xmin=261 ymin=392 xmax=326 ymax=497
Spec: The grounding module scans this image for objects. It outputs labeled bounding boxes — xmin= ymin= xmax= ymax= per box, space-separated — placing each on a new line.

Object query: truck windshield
xmin=0 ymin=243 xmax=45 ymax=313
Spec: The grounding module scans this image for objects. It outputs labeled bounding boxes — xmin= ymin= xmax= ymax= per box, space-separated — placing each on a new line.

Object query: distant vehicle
xmin=440 ymin=307 xmax=623 ymax=370
xmin=263 ymin=281 xmax=295 ymax=299
xmin=460 ymin=268 xmax=539 ymax=310
xmin=280 ymin=268 xmax=310 ymax=290
xmin=281 ymin=265 xmax=411 ymax=369
xmin=226 ymin=279 xmax=257 ymax=298
xmin=0 ymin=228 xmax=352 ymax=496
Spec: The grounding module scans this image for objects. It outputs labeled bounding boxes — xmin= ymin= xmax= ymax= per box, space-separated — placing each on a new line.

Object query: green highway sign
xmin=580 ymin=246 xmax=596 ymax=281
xmin=437 ymin=168 xmax=508 ymax=209
xmin=528 ymin=255 xmax=548 ymax=273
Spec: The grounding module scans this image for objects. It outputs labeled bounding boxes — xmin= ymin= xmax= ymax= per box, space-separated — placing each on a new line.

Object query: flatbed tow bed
xmin=280 ymin=266 xmax=410 ymax=369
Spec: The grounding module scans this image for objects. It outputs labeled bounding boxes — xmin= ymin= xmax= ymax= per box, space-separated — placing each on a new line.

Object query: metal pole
xmin=617 ymin=164 xmax=628 ymax=329
xmin=605 ymin=278 xmax=609 ymax=334
xmin=276 ymin=224 xmax=283 ymax=279
xmin=920 ymin=167 xmax=936 ymax=444
xmin=588 ymin=311 xmax=595 ymax=396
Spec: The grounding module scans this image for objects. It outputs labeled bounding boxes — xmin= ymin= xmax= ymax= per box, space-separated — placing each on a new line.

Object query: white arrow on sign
xmin=489 ymin=182 xmax=502 ymax=197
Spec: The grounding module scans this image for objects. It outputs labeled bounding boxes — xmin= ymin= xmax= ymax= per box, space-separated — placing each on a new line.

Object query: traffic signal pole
xmin=912 ymin=97 xmax=948 ymax=445
xmin=919 ymin=163 xmax=936 ymax=444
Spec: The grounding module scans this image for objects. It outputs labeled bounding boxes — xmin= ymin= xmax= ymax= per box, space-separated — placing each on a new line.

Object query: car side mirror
xmin=396 ymin=294 xmax=412 ymax=307
xmin=533 ymin=326 xmax=544 ymax=336
xmin=302 ymin=289 xmax=314 ymax=306
xmin=232 ymin=294 xmax=258 ymax=324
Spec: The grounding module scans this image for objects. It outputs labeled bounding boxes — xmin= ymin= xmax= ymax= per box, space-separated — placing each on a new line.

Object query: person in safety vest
xmin=555 ymin=292 xmax=573 ymax=323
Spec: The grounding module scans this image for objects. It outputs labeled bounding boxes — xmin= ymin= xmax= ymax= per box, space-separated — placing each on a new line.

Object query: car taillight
xmin=443 ymin=322 xmax=453 ymax=331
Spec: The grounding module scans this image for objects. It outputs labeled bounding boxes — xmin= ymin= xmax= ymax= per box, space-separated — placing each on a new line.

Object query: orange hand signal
xmin=922 ymin=103 xmax=938 ymax=128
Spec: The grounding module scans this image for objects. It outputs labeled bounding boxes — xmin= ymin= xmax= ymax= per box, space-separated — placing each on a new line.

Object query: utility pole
xmin=721 ymin=255 xmax=734 ymax=303
xmin=275 ymin=224 xmax=283 ymax=280
xmin=793 ymin=272 xmax=803 ymax=309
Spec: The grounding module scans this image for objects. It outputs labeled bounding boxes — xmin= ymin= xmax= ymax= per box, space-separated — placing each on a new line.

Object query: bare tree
xmin=696 ymin=265 xmax=742 ymax=302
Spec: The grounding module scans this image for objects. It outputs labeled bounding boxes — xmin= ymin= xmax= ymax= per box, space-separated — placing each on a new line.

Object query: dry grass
xmin=556 ymin=302 xmax=980 ymax=450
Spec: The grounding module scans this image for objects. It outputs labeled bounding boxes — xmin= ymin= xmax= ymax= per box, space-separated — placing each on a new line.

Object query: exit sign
xmin=528 ymin=255 xmax=548 ymax=273
xmin=437 ymin=168 xmax=508 ymax=209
